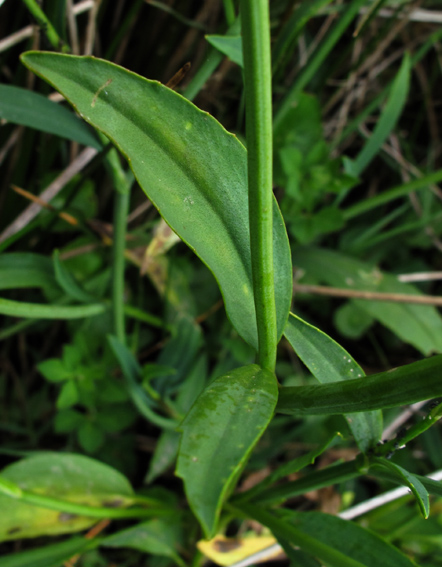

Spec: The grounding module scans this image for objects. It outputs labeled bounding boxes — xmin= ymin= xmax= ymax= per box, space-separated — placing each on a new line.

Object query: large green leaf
xmin=176 ymin=364 xmax=278 ymax=538
xmin=0 ymin=453 xmax=134 ymax=541
xmin=21 ymin=52 xmax=292 ymax=351
xmin=284 ymin=313 xmax=382 ymax=452
xmin=238 ymin=505 xmax=418 ymax=567
xmin=293 ymin=247 xmax=442 ymax=355
xmin=277 ymin=354 xmax=442 ymax=416
xmin=0 ymin=84 xmax=102 ymax=149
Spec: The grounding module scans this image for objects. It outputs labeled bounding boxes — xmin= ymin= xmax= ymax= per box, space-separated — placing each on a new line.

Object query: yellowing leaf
xmin=197 ymin=534 xmax=280 ymax=566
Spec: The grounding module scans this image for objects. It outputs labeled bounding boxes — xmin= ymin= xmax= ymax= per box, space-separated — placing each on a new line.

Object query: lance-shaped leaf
xmin=176 ymin=364 xmax=278 ymax=537
xmin=284 ymin=313 xmax=382 ymax=452
xmin=236 ymin=505 xmax=418 ymax=567
xmin=370 ymin=457 xmax=429 ymax=519
xmin=277 ymin=354 xmax=442 ymax=416
xmin=21 ymin=52 xmax=292 ymax=351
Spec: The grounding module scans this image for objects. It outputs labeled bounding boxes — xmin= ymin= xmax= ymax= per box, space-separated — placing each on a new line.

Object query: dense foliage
xmin=1 ymin=1 xmax=442 ymax=566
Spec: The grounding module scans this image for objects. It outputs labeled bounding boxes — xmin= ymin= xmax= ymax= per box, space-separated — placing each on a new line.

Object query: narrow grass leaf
xmin=0 ymin=253 xmax=58 ymax=291
xmin=53 ymin=250 xmax=96 ymax=303
xmin=272 ymin=0 xmax=334 ymax=77
xmin=176 ymin=364 xmax=278 ymax=538
xmin=346 ymin=54 xmax=410 ymax=177
xmin=21 ymin=52 xmax=292 ymax=352
xmin=284 ymin=313 xmax=382 ymax=452
xmin=277 ymin=354 xmax=442 ymax=416
xmin=0 ymin=85 xmax=101 ymax=149
xmin=250 ymin=461 xmax=360 ymax=506
xmin=107 ymin=335 xmax=178 ymax=430
xmin=0 ymin=297 xmax=106 ymax=319
xmin=343 ymin=168 xmax=442 ymax=220
xmin=237 ymin=432 xmax=341 ymax=502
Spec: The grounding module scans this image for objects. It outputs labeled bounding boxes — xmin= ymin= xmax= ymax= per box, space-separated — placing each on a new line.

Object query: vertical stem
xmin=21 ymin=0 xmax=70 ymax=52
xmin=112 ymin=188 xmax=130 ymax=344
xmin=102 ymin=139 xmax=132 ymax=345
xmin=240 ymin=0 xmax=276 ymax=372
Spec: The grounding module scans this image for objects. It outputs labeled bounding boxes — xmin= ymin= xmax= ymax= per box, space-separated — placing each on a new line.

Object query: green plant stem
xmin=240 ymin=0 xmax=276 ymax=372
xmin=104 ymin=139 xmax=133 ymax=345
xmin=112 ymin=189 xmax=130 ymax=344
xmin=21 ymin=0 xmax=70 ymax=52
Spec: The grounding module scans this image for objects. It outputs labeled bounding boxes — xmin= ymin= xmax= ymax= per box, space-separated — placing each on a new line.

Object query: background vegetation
xmin=1 ymin=0 xmax=442 ymax=566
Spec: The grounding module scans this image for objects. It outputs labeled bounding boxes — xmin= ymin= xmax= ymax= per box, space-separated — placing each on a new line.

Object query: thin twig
xmin=66 ymin=0 xmax=80 ymax=55
xmin=293 ymin=283 xmax=442 ymax=306
xmin=11 ymin=185 xmax=79 ymax=226
xmin=382 ymin=401 xmax=427 ymax=439
xmin=0 ymin=147 xmax=98 ymax=243
xmin=0 ymin=0 xmax=95 ymax=53
xmin=398 ymin=271 xmax=442 ymax=282
xmin=360 ymin=6 xmax=442 ymax=24
xmin=84 ymin=0 xmax=100 ymax=55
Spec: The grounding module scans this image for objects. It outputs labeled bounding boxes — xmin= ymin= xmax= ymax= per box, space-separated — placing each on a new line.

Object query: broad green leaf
xmin=0 ymin=84 xmax=102 ymax=149
xmin=102 ymin=518 xmax=184 ymax=566
xmin=0 ymin=297 xmax=106 ymax=319
xmin=0 ymin=536 xmax=93 ymax=567
xmin=284 ymin=313 xmax=382 ymax=452
xmin=293 ymin=247 xmax=442 ymax=355
xmin=344 ymin=54 xmax=410 ymax=177
xmin=206 ymin=35 xmax=243 ymax=67
xmin=248 ymin=507 xmax=418 ymax=567
xmin=21 ymin=52 xmax=292 ymax=351
xmin=176 ymin=364 xmax=278 ymax=538
xmin=38 ymin=358 xmax=73 ymax=382
xmin=0 ymin=453 xmax=134 ymax=541
xmin=288 ymin=511 xmax=418 ymax=567
xmin=371 ymin=457 xmax=430 ymax=519
xmin=277 ymin=354 xmax=442 ymax=416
